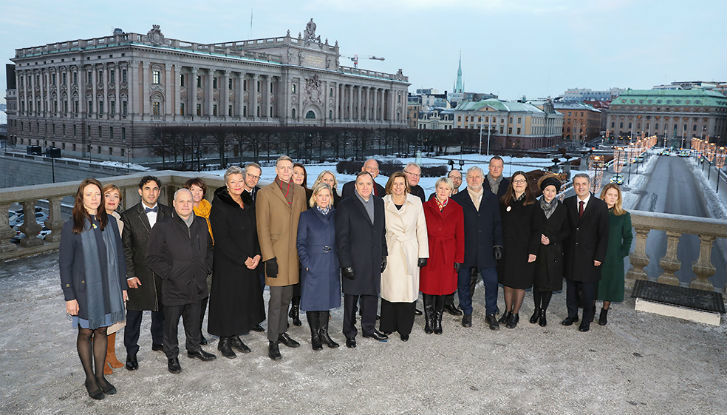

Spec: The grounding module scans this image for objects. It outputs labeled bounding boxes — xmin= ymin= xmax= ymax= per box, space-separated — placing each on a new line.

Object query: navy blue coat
xmin=335 ymin=195 xmax=388 ymax=295
xmin=296 ymin=208 xmax=341 ymax=311
xmin=452 ymin=189 xmax=503 ymax=269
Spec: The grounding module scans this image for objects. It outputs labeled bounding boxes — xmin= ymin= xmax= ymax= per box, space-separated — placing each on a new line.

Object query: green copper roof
xmin=612 ymin=89 xmax=727 ymax=107
xmin=455 ymin=98 xmax=543 ymax=113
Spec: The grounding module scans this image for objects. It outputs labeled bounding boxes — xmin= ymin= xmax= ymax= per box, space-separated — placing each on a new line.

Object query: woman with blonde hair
xmin=595 ymin=183 xmax=633 ymax=325
xmin=313 ymin=170 xmax=341 ymax=205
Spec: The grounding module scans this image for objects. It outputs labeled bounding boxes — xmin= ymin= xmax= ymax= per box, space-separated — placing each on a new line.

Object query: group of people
xmin=59 ymin=155 xmax=633 ymax=400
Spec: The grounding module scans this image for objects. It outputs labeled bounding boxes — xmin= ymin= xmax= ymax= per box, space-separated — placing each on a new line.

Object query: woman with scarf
xmin=530 ymin=174 xmax=570 ymax=326
xmin=296 ymin=182 xmax=341 ymax=350
xmin=420 ymin=177 xmax=464 ymax=335
xmin=59 ymin=178 xmax=127 ymax=400
xmin=497 ymin=171 xmax=539 ymax=329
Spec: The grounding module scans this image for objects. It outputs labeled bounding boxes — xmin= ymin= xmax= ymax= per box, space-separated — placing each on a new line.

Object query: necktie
xmin=578 ymin=201 xmax=584 ymax=218
xmin=145 ymin=206 xmax=158 ymax=213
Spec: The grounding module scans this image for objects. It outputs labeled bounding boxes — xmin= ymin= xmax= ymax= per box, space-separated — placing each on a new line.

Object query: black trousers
xmin=343 ymin=294 xmax=378 ymax=339
xmin=379 ymin=299 xmax=415 ymax=336
xmin=566 ymin=279 xmax=596 ymax=322
xmin=124 ymin=308 xmax=164 ymax=356
xmin=163 ymin=302 xmax=202 ymax=359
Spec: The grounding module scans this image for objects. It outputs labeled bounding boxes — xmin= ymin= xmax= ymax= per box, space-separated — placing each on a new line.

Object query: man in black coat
xmin=243 ymin=162 xmax=266 ymax=332
xmin=341 ymin=159 xmax=385 ymax=199
xmin=336 ymin=171 xmax=389 ymax=348
xmin=484 ymin=156 xmax=510 ymax=199
xmin=121 ymin=176 xmax=173 ymax=370
xmin=452 ymin=166 xmax=503 ymax=330
xmin=147 ymin=189 xmax=216 ymax=374
xmin=561 ymin=173 xmax=609 ymax=332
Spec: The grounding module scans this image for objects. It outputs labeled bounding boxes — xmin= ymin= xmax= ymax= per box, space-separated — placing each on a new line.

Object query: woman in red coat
xmin=420 ymin=177 xmax=465 ymax=334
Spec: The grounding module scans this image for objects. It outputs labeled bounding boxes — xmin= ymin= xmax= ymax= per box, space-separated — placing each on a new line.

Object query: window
xmin=62 ymin=124 xmax=66 ymax=135
xmin=229 ymin=78 xmax=233 ymax=89
xmin=73 ymin=72 xmax=78 ymax=84
xmin=257 ymin=80 xmax=260 ymax=92
xmin=73 ymin=125 xmax=77 ymax=136
xmin=196 ymin=104 xmax=201 ymax=116
xmin=121 ymin=127 xmax=126 ymax=141
xmin=122 ymin=101 xmax=128 ymax=116
xmin=73 ymin=143 xmax=76 ymax=151
xmin=109 ymin=126 xmax=113 ymax=138
xmin=305 ymin=110 xmax=315 ymax=119
xmin=180 ymin=103 xmax=185 ymax=115
xmin=292 ymin=83 xmax=296 ymax=93
xmin=122 ymin=69 xmax=127 ymax=83
xmin=269 ymin=106 xmax=273 ymax=116
xmin=256 ymin=106 xmax=260 ymax=117
xmin=517 ymin=128 xmax=521 ymax=134
xmin=270 ymin=82 xmax=273 ymax=93
xmin=63 ymin=101 xmax=68 ymax=113
xmin=180 ymin=74 xmax=185 ymax=87
xmin=87 ymin=71 xmax=92 ymax=83
xmin=213 ymin=104 xmax=217 ymax=116
xmin=88 ymin=125 xmax=91 ymax=137
xmin=243 ymin=106 xmax=247 ymax=117
xmin=121 ymin=148 xmax=125 ymax=157
xmin=110 ymin=69 xmax=115 ymax=83
xmin=213 ymin=77 xmax=217 ymax=89
xmin=110 ymin=101 xmax=115 ymax=116
xmin=98 ymin=101 xmax=104 ymax=115
xmin=109 ymin=147 xmax=113 ymax=155
xmin=329 ymin=110 xmax=333 ymax=119
xmin=51 ymin=73 xmax=56 ymax=85
xmin=98 ymin=126 xmax=102 ymax=137
xmin=329 ymin=88 xmax=333 ymax=97
xmin=98 ymin=70 xmax=103 ymax=82
xmin=228 ymin=105 xmax=232 ymax=116
xmin=197 ymin=76 xmax=201 ymax=88
xmin=152 ymin=70 xmax=160 ymax=85
xmin=243 ymin=79 xmax=247 ymax=91
xmin=517 ymin=117 xmax=521 ymax=124
xmin=88 ymin=100 xmax=93 ymax=115
xmin=152 ymin=102 xmax=161 ymax=116
xmin=97 ymin=145 xmax=101 ymax=154
xmin=508 ymin=127 xmax=512 ymax=134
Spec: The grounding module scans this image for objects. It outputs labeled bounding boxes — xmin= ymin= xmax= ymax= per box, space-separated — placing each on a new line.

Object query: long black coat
xmin=207 ymin=188 xmax=265 ymax=337
xmin=335 ymin=195 xmax=387 ymax=295
xmin=532 ymin=200 xmax=570 ymax=291
xmin=498 ymin=198 xmax=539 ymax=289
xmin=121 ymin=202 xmax=173 ymax=311
xmin=341 ymin=180 xmax=386 ymax=199
xmin=146 ymin=214 xmax=213 ymax=307
xmin=451 ymin=190 xmax=503 ymax=269
xmin=563 ymin=194 xmax=609 ymax=283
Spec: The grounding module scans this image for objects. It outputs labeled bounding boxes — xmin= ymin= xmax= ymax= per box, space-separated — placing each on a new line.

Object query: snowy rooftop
xmin=1 ymin=252 xmax=725 ymax=414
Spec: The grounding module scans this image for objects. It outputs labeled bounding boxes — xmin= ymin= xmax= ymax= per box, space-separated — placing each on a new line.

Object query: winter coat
xmin=121 ymin=202 xmax=173 ymax=311
xmin=597 ymin=210 xmax=633 ymax=302
xmin=484 ymin=175 xmax=510 ymax=199
xmin=420 ymin=198 xmax=465 ymax=295
xmin=498 ymin=197 xmax=539 ymax=289
xmin=532 ymin=200 xmax=570 ymax=291
xmin=451 ymin=189 xmax=503 ymax=269
xmin=563 ymin=194 xmax=610 ymax=283
xmin=255 ymin=181 xmax=307 ymax=286
xmin=145 ymin=214 xmax=213 ymax=306
xmin=296 ymin=207 xmax=341 ymax=311
xmin=380 ymin=194 xmax=429 ymax=303
xmin=335 ymin=194 xmax=388 ymax=295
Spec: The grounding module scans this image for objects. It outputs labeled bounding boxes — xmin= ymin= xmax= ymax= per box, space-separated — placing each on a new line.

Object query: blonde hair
xmin=600 ymin=183 xmax=626 ymax=216
xmin=309 ymin=182 xmax=334 ymax=208
xmin=312 ymin=170 xmax=339 ymax=194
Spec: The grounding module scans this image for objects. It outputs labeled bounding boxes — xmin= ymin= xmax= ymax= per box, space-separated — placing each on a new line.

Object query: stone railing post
xmin=625 ymin=226 xmax=650 ymax=288
xmin=19 ymin=200 xmax=42 ymax=247
xmin=691 ymin=235 xmax=716 ymax=291
xmin=0 ymin=203 xmax=19 ymax=253
xmin=657 ymin=231 xmax=682 ymax=286
xmin=44 ymin=197 xmax=65 ymax=243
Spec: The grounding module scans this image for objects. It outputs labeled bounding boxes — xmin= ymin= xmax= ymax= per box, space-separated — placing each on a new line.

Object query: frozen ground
xmin=1 ymin=253 xmax=726 ymax=414
xmin=689 ymin=157 xmax=727 ymax=219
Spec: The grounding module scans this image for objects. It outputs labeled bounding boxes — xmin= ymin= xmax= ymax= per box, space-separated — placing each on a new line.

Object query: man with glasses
xmin=404 ymin=162 xmax=426 ymax=203
xmin=341 ymin=158 xmax=385 ymax=199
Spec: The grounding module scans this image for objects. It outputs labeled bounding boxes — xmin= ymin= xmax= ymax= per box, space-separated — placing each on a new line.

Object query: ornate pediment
xmin=146 ymin=25 xmax=165 ymax=45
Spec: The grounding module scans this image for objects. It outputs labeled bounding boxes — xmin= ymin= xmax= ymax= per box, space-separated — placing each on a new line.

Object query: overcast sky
xmin=1 ymin=0 xmax=725 ymax=102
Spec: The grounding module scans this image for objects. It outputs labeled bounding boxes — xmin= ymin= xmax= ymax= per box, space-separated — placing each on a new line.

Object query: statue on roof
xmin=146 ymin=24 xmax=164 ymax=45
xmin=304 ymin=19 xmax=317 ymax=41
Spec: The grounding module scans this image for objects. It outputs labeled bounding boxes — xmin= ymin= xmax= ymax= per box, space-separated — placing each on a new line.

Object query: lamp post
xmin=613 ymin=146 xmax=624 ymax=183
xmin=626 ymin=143 xmax=633 ymax=185
xmin=707 ymin=144 xmax=716 ymax=180
xmin=589 ymin=155 xmax=604 ymax=194
xmin=715 ymin=147 xmax=726 ymax=192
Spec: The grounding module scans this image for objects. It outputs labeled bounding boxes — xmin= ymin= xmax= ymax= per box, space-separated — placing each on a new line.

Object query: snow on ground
xmin=688 ymin=157 xmax=727 ymax=219
xmin=620 ymin=150 xmax=659 ymax=210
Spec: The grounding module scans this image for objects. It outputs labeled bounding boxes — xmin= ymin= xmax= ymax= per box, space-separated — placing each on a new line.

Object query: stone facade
xmin=5 ymin=21 xmax=409 ymax=161
xmin=553 ymin=102 xmax=602 ymax=142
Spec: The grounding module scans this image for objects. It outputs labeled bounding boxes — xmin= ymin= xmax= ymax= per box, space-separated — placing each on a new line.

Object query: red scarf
xmin=435 ymin=197 xmax=448 ymax=212
xmin=275 ymin=177 xmax=294 ymax=205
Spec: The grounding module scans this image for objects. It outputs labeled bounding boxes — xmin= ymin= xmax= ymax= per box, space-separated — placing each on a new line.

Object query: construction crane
xmin=342 ymin=54 xmax=385 ymax=68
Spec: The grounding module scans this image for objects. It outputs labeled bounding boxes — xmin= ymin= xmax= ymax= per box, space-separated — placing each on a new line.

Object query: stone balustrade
xmin=626 ymin=210 xmax=727 ymax=293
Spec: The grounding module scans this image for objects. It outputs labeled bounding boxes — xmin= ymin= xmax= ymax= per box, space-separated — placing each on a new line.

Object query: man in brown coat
xmin=256 ymin=155 xmax=307 ymax=360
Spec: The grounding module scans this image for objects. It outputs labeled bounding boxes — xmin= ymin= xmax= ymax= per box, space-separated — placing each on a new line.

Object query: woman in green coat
xmin=596 ymin=183 xmax=633 ymax=325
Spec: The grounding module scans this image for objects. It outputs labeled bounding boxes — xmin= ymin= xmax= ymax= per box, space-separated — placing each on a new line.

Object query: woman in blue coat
xmin=296 ymin=182 xmax=341 ymax=350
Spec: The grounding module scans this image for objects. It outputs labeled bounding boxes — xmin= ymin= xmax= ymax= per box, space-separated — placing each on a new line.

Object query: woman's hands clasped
xmin=245 ymin=255 xmax=261 ymax=270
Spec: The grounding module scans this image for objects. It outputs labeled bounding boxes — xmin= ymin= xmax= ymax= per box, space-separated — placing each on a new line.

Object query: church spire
xmin=455 ymin=51 xmax=463 ymax=93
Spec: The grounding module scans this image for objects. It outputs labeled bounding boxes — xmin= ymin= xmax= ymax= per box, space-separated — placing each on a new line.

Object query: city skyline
xmin=1 ymin=0 xmax=725 ymax=105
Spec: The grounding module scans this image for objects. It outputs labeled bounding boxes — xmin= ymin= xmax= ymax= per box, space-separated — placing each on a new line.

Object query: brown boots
xmin=104 ymin=332 xmax=124 ymax=375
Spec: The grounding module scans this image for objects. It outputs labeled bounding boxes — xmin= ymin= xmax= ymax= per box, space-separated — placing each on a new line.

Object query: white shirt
xmin=144 ymin=203 xmax=159 ymax=228
xmin=576 ymin=193 xmax=591 ymax=213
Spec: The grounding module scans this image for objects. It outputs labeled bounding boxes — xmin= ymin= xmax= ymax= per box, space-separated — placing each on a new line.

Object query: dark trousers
xmin=566 ymin=279 xmax=596 ymax=322
xmin=267 ymin=285 xmax=293 ymax=341
xmin=163 ymin=302 xmax=202 ymax=359
xmin=258 ymin=272 xmax=267 ymax=321
xmin=343 ymin=294 xmax=378 ymax=339
xmin=199 ymin=296 xmax=208 ymax=337
xmin=379 ymin=299 xmax=416 ymax=336
xmin=124 ymin=308 xmax=164 ymax=356
xmin=458 ymin=266 xmax=498 ymax=316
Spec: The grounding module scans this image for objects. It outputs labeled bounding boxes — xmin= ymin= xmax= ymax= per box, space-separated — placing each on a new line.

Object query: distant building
xmin=448 ymin=55 xmax=496 ymax=107
xmin=453 ymin=99 xmax=563 ymax=150
xmin=606 ymin=89 xmax=727 ymax=146
xmin=652 ymin=81 xmax=725 ymax=91
xmin=417 ymin=108 xmax=454 ymax=130
xmin=552 ymin=102 xmax=602 ymax=142
xmin=562 ymin=87 xmax=622 ymax=102
xmin=407 ymin=94 xmax=421 ymax=128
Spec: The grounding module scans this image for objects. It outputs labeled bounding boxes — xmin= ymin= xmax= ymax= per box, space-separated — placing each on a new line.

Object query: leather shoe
xmin=578 ymin=322 xmax=590 ymax=332
xmin=200 ymin=335 xmax=208 ymax=345
xmin=506 ymin=313 xmax=519 ymax=329
xmin=230 ymin=336 xmax=252 ymax=354
xmin=84 ymin=380 xmax=105 ymax=400
xmin=363 ymin=329 xmax=388 ymax=342
xmin=561 ymin=316 xmax=579 ymax=326
xmin=414 ymin=308 xmax=423 ymax=316
xmin=97 ymin=378 xmax=116 ymax=395
xmin=167 ymin=357 xmax=181 ymax=374
xmin=529 ymin=308 xmax=540 ymax=324
xmin=251 ymin=323 xmax=265 ymax=332
xmin=278 ymin=332 xmax=300 ymax=348
xmin=345 ymin=338 xmax=357 ymax=348
xmin=444 ymin=304 xmax=463 ymax=316
xmin=217 ymin=337 xmax=236 ymax=359
xmin=485 ymin=313 xmax=500 ymax=330
xmin=461 ymin=314 xmax=472 ymax=328
xmin=125 ymin=353 xmax=138 ymax=371
xmin=268 ymin=341 xmax=282 ymax=360
xmin=400 ymin=333 xmax=409 ymax=342
xmin=187 ymin=349 xmax=217 ymax=361
xmin=152 ymin=343 xmax=164 ymax=352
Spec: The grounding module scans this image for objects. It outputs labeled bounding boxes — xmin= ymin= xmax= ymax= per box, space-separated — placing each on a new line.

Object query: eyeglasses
xmin=404 ymin=170 xmax=420 ymax=178
xmin=512 ymin=179 xmax=527 ymax=184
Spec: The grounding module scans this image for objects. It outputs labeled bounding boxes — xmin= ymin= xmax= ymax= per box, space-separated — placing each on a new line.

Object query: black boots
xmin=538 ymin=308 xmax=547 ymax=327
xmin=529 ymin=308 xmax=540 ymax=324
xmin=443 ymin=294 xmax=462 ymax=316
xmin=229 ymin=336 xmax=251 ymax=354
xmin=498 ymin=311 xmax=512 ymax=325
xmin=433 ymin=295 xmax=444 ymax=334
xmin=318 ymin=311 xmax=339 ymax=348
xmin=218 ymin=337 xmax=236 ymax=359
xmin=268 ymin=341 xmax=282 ymax=360
xmin=289 ymin=296 xmax=302 ymax=326
xmin=598 ymin=308 xmax=608 ymax=326
xmin=307 ymin=311 xmax=323 ymax=351
xmin=505 ymin=313 xmax=519 ymax=329
xmin=423 ymin=295 xmax=435 ymax=334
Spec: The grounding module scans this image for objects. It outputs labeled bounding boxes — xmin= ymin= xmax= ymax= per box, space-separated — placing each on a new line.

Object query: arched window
xmin=305 ymin=110 xmax=316 ymax=119
xmin=291 ymin=108 xmax=296 ymax=119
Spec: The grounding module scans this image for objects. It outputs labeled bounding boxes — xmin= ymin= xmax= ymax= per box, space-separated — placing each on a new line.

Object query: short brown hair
xmin=184 ymin=177 xmax=207 ymax=197
xmin=385 ymin=171 xmax=410 ymax=195
xmin=102 ymin=184 xmax=122 ymax=203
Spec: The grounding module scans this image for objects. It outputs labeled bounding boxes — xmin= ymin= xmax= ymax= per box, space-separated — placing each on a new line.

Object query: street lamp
xmin=589 ymin=155 xmax=604 ymax=194
xmin=707 ymin=144 xmax=716 ymax=180
xmin=613 ymin=146 xmax=624 ymax=183
xmin=715 ymin=147 xmax=726 ymax=192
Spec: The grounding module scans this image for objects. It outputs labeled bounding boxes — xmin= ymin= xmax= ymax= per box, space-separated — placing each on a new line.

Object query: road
xmin=632 ymin=155 xmax=726 ymax=290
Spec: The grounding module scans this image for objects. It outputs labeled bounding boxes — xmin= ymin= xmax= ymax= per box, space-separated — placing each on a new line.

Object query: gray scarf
xmin=80 ymin=217 xmax=125 ymax=329
xmin=539 ymin=197 xmax=559 ymax=219
xmin=487 ymin=175 xmax=503 ymax=195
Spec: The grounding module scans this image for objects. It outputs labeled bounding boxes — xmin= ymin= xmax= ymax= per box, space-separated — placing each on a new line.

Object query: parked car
xmin=610 ymin=174 xmax=624 ymax=185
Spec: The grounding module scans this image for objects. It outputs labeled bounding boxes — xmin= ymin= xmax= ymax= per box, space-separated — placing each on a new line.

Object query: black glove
xmin=454 ymin=262 xmax=461 ymax=273
xmin=381 ymin=257 xmax=387 ymax=273
xmin=417 ymin=258 xmax=428 ymax=267
xmin=493 ymin=246 xmax=503 ymax=261
xmin=265 ymin=257 xmax=278 ymax=278
xmin=342 ymin=267 xmax=355 ymax=280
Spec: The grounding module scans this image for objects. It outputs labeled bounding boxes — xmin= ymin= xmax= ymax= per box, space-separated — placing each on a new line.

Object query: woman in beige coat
xmin=379 ymin=172 xmax=429 ymax=341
